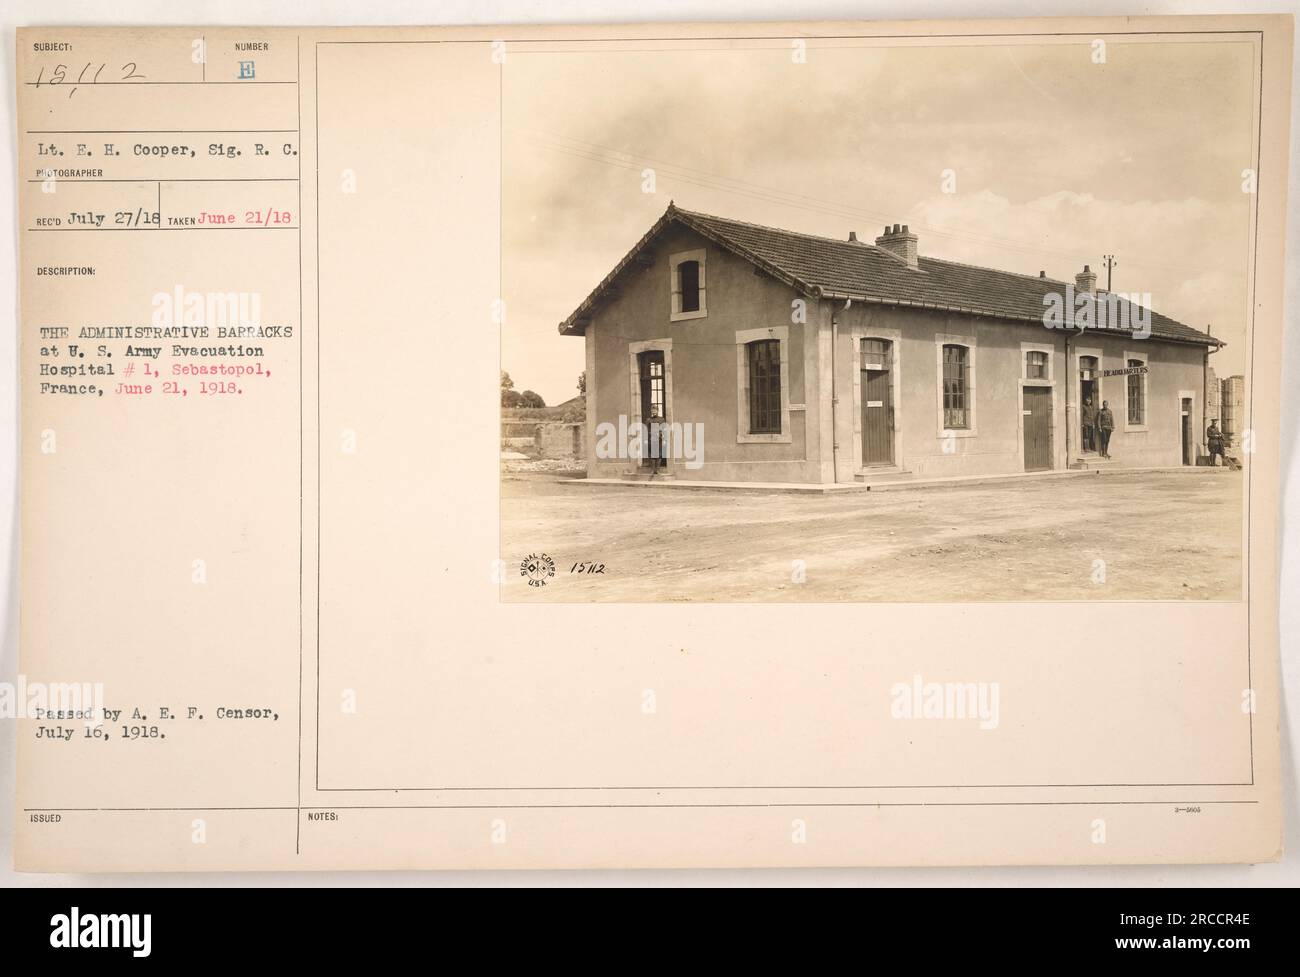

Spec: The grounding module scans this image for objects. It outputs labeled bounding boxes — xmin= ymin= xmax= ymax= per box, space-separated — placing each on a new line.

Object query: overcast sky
xmin=503 ymin=37 xmax=1257 ymax=405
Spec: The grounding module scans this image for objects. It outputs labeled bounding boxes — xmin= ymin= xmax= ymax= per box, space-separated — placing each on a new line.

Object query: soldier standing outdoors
xmin=1096 ymin=400 xmax=1116 ymax=459
xmin=1207 ymin=420 xmax=1226 ymax=466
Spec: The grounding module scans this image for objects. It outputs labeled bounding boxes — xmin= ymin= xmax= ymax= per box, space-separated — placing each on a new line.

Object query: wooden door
xmin=860 ymin=339 xmax=894 ymax=466
xmin=1023 ymin=386 xmax=1052 ymax=471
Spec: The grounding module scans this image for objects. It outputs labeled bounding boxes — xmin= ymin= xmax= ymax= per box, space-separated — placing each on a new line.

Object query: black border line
xmin=1246 ymin=32 xmax=1264 ymax=787
xmin=314 ymin=31 xmax=1270 ymax=44
xmin=296 ymin=33 xmax=305 ymax=856
xmin=24 ymin=799 xmax=1260 ymax=812
xmin=314 ymin=40 xmax=322 ymax=796
xmin=306 ymin=30 xmax=1263 ymax=802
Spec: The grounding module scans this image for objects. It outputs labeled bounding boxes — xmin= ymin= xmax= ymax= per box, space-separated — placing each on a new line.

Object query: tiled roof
xmin=559 ymin=204 xmax=1223 ymax=348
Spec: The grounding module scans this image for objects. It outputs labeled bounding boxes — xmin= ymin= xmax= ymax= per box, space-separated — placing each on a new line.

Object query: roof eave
xmin=557 ymin=207 xmax=680 ymax=337
xmin=676 ymin=226 xmax=819 ymax=299
xmin=814 ymin=290 xmax=1223 ymax=347
xmin=556 ymin=208 xmax=1223 ymax=350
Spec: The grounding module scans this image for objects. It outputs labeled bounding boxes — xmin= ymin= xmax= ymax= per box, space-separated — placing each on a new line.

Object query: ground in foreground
xmin=499 ymin=470 xmax=1243 ymax=602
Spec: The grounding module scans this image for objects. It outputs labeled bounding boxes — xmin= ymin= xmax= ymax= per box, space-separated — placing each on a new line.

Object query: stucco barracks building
xmin=559 ymin=203 xmax=1225 ymax=484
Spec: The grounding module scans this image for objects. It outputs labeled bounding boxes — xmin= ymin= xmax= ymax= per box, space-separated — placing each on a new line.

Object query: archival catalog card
xmin=14 ymin=15 xmax=1291 ymax=871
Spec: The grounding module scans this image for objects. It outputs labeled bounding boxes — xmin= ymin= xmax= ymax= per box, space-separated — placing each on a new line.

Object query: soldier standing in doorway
xmin=1096 ymin=400 xmax=1115 ymax=459
xmin=1081 ymin=395 xmax=1096 ymax=452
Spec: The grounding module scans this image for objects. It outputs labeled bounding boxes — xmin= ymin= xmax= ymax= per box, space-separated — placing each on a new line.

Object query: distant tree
xmin=501 ymin=371 xmax=520 ymax=407
xmin=577 ymin=371 xmax=587 ymax=396
xmin=519 ymin=390 xmax=546 ymax=408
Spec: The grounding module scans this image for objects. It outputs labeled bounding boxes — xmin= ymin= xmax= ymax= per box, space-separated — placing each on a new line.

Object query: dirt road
xmin=500 ymin=470 xmax=1243 ymax=602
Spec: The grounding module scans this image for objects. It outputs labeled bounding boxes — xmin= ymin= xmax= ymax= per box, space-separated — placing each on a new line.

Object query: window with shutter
xmin=747 ymin=339 xmax=781 ymax=434
xmin=942 ymin=344 xmax=969 ymax=429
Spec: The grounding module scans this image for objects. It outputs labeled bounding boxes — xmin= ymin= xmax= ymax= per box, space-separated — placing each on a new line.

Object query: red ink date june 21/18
xmin=195 ymin=209 xmax=293 ymax=227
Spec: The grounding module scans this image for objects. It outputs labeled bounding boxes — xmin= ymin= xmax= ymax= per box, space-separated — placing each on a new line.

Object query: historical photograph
xmin=501 ymin=38 xmax=1252 ymax=601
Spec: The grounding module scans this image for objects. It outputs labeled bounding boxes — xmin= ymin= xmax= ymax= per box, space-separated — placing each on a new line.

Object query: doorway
xmin=1181 ymin=397 xmax=1193 ymax=465
xmin=1023 ymin=386 xmax=1052 ymax=471
xmin=860 ymin=338 xmax=895 ymax=466
xmin=1079 ymin=355 xmax=1099 ymax=453
xmin=637 ymin=350 xmax=666 ymax=469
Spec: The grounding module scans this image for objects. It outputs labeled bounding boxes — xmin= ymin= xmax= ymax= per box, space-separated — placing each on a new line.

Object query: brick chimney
xmin=1075 ymin=264 xmax=1097 ymax=294
xmin=875 ymin=223 xmax=918 ymax=268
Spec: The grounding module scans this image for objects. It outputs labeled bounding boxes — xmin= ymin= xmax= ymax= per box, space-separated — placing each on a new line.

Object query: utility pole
xmin=1102 ymin=254 xmax=1117 ymax=291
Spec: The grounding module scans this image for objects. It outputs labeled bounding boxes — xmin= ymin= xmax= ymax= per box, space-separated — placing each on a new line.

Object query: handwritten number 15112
xmin=34 ymin=62 xmax=146 ymax=98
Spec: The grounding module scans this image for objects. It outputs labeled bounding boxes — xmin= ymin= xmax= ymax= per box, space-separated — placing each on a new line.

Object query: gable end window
xmin=747 ymin=339 xmax=782 ymax=434
xmin=678 ymin=260 xmax=700 ymax=313
xmin=669 ymin=249 xmax=707 ymax=321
